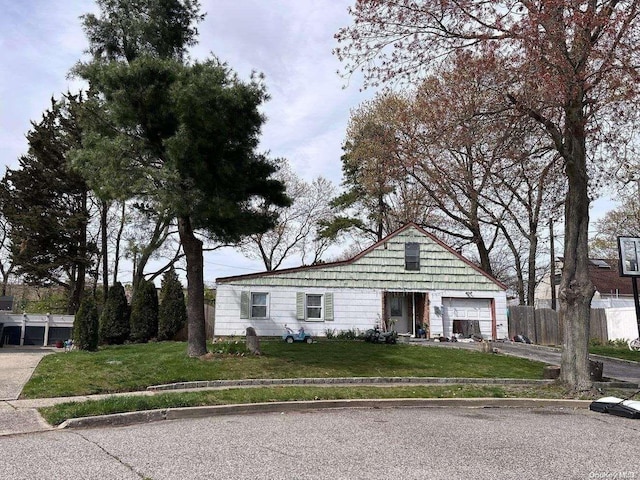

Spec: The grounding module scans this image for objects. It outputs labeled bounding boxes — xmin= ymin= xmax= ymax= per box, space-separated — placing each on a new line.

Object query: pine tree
xmin=158 ymin=268 xmax=186 ymax=341
xmin=99 ymin=282 xmax=130 ymax=344
xmin=73 ymin=295 xmax=99 ymax=351
xmin=129 ymin=279 xmax=158 ymax=343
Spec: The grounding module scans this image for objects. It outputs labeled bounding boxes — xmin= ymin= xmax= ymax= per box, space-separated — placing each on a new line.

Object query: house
xmin=535 ymin=258 xmax=636 ymax=308
xmin=214 ymin=223 xmax=508 ymax=340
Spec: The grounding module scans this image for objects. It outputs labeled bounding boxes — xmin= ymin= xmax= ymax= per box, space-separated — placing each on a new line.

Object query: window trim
xmin=305 ymin=293 xmax=323 ymax=321
xmin=250 ymin=292 xmax=268 ymax=319
xmin=405 ymin=242 xmax=420 ymax=271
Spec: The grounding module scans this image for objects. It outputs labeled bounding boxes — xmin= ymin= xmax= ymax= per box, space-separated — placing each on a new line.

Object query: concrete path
xmin=0 ymin=346 xmax=58 ymax=436
xmin=0 ymin=346 xmax=55 ymax=401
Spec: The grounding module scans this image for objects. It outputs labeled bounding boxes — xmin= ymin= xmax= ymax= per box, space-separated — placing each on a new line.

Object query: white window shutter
xmin=240 ymin=291 xmax=249 ymax=319
xmin=296 ymin=292 xmax=305 ymax=320
xmin=325 ymin=293 xmax=334 ymax=321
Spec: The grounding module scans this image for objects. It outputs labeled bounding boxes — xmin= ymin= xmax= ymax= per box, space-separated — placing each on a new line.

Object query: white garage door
xmin=443 ymin=298 xmax=493 ymax=339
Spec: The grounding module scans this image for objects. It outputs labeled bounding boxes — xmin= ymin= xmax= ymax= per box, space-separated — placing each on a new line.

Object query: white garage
xmin=442 ymin=297 xmax=495 ymax=339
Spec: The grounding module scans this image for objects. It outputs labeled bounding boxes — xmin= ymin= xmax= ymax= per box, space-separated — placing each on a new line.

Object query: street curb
xmin=58 ymin=397 xmax=593 ymax=430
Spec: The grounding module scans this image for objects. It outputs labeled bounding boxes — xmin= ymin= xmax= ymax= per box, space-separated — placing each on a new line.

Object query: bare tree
xmin=336 ymin=0 xmax=640 ymax=391
xmin=239 ymin=160 xmax=336 ymax=270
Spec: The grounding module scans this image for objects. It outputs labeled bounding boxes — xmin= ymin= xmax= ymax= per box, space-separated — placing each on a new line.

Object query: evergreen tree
xmin=73 ymin=0 xmax=290 ymax=356
xmin=0 ymin=95 xmax=95 ymax=314
xmin=73 ymin=295 xmax=99 ymax=351
xmin=99 ymin=282 xmax=129 ymax=344
xmin=158 ymin=268 xmax=186 ymax=341
xmin=129 ymin=278 xmax=158 ymax=343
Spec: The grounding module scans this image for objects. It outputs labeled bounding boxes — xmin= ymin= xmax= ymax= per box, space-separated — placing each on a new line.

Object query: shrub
xmin=336 ymin=328 xmax=360 ymax=340
xmin=324 ymin=328 xmax=336 ymax=339
xmin=99 ymin=282 xmax=130 ymax=345
xmin=211 ymin=338 xmax=248 ymax=356
xmin=129 ymin=279 xmax=158 ymax=343
xmin=73 ymin=295 xmax=99 ymax=351
xmin=158 ymin=268 xmax=187 ymax=341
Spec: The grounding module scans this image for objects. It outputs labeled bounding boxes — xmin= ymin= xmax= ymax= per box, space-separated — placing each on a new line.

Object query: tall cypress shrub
xmin=129 ymin=279 xmax=158 ymax=343
xmin=158 ymin=268 xmax=187 ymax=341
xmin=73 ymin=295 xmax=99 ymax=351
xmin=99 ymin=282 xmax=129 ymax=345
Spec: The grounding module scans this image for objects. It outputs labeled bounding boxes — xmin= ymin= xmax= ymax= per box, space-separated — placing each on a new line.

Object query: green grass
xmin=589 ymin=344 xmax=640 ymax=362
xmin=22 ymin=340 xmax=546 ymax=399
xmin=39 ymin=384 xmax=574 ymax=426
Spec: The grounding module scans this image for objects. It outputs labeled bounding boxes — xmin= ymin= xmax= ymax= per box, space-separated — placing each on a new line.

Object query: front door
xmin=387 ymin=294 xmax=410 ymax=333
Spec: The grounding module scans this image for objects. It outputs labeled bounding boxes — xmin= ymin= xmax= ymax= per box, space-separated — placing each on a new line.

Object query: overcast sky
xmin=0 ymin=0 xmax=615 ymax=285
xmin=0 ymin=0 xmax=376 ymax=283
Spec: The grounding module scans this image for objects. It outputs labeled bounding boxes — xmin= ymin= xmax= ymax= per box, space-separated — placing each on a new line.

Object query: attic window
xmin=405 ymin=242 xmax=420 ymax=271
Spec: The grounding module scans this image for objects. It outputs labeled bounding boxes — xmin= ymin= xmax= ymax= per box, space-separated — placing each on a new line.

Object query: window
xmin=390 ymin=297 xmax=402 ymax=317
xmin=405 ymin=242 xmax=420 ymax=270
xmin=251 ymin=292 xmax=268 ymax=318
xmin=306 ymin=294 xmax=322 ymax=320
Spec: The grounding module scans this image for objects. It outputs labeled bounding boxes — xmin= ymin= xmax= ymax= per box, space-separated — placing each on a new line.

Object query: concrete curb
xmin=58 ymin=397 xmax=593 ymax=430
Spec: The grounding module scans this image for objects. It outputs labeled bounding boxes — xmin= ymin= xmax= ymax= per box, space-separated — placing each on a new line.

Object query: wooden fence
xmin=174 ymin=303 xmax=216 ymax=341
xmin=508 ymin=306 xmax=608 ymax=345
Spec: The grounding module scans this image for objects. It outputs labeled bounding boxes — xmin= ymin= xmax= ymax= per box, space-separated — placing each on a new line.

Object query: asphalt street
xmin=1 ymin=406 xmax=639 ymax=480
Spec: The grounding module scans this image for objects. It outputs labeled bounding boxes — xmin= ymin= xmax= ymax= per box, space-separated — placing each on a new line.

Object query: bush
xmin=336 ymin=328 xmax=360 ymax=340
xmin=158 ymin=268 xmax=187 ymax=341
xmin=324 ymin=328 xmax=336 ymax=339
xmin=73 ymin=295 xmax=99 ymax=351
xmin=99 ymin=282 xmax=130 ymax=345
xmin=129 ymin=279 xmax=158 ymax=343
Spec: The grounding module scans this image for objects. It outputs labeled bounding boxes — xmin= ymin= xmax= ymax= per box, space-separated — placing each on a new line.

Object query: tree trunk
xmin=113 ymin=201 xmax=126 ymax=284
xmin=559 ymin=111 xmax=594 ymax=392
xmin=67 ymin=190 xmax=89 ymax=314
xmin=177 ymin=216 xmax=207 ymax=357
xmin=526 ymin=232 xmax=538 ymax=306
xmin=101 ymin=200 xmax=109 ymax=304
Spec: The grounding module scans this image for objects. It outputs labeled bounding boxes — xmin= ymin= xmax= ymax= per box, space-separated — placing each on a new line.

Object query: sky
xmin=0 ymin=0 xmax=375 ymax=284
xmin=0 ymin=0 xmax=616 ymax=286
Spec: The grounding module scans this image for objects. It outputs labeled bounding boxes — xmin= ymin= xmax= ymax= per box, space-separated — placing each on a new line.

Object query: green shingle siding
xmin=226 ymin=227 xmax=501 ymax=292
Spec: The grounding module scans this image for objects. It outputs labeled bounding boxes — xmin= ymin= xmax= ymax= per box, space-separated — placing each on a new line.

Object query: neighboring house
xmin=215 ymin=223 xmax=508 ymax=340
xmin=0 ymin=313 xmax=74 ymax=346
xmin=536 ymin=258 xmax=635 ymax=308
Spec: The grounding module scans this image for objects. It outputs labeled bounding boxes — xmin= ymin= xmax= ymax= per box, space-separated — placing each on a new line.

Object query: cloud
xmin=0 ymin=0 xmax=373 ymax=281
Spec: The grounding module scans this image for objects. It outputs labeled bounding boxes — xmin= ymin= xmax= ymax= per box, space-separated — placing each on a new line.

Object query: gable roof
xmin=217 ymin=223 xmax=507 ymax=291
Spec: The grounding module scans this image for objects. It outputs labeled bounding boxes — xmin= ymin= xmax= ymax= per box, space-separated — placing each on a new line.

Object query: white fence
xmin=604 ymin=308 xmax=640 ymax=341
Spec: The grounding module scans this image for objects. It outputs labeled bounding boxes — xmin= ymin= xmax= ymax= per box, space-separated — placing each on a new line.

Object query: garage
xmin=442 ymin=298 xmax=494 ymax=339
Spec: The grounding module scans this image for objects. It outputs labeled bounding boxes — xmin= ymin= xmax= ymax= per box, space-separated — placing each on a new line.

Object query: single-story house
xmin=214 ymin=223 xmax=508 ymax=339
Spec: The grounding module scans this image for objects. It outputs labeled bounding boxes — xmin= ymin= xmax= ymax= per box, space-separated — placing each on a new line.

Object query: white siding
xmin=215 ymin=285 xmax=382 ymax=337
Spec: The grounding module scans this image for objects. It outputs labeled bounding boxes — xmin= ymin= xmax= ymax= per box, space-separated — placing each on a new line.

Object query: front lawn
xmin=39 ymin=384 xmax=571 ymax=426
xmin=22 ymin=340 xmax=547 ymax=399
xmin=590 ymin=344 xmax=640 ymax=362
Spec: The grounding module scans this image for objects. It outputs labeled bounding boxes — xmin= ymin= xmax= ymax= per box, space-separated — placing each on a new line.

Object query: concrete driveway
xmin=0 ymin=346 xmax=55 ymax=400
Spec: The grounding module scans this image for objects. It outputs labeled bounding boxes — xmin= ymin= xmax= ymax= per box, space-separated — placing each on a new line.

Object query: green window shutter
xmin=240 ymin=291 xmax=250 ymax=319
xmin=296 ymin=292 xmax=305 ymax=320
xmin=325 ymin=293 xmax=334 ymax=321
